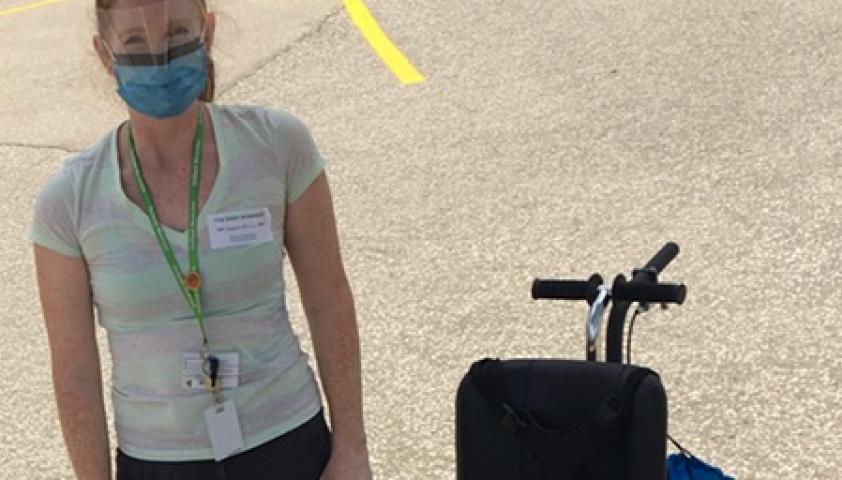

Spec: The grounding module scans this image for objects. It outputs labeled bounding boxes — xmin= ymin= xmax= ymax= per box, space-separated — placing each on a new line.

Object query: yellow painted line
xmin=343 ymin=0 xmax=424 ymax=85
xmin=0 ymin=0 xmax=65 ymax=18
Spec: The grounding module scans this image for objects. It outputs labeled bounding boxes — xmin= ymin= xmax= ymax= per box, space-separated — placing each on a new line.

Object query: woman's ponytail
xmin=201 ymin=54 xmax=216 ymax=102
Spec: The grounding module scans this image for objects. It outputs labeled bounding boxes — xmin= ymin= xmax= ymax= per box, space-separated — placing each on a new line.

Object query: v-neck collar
xmin=112 ymin=102 xmax=226 ymax=246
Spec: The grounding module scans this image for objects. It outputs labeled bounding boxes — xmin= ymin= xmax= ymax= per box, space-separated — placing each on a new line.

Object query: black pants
xmin=116 ymin=410 xmax=331 ymax=480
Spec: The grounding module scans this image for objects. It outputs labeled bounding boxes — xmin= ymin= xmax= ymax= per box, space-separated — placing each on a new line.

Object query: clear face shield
xmin=99 ymin=0 xmax=207 ymax=66
xmin=98 ymin=0 xmax=209 ymax=119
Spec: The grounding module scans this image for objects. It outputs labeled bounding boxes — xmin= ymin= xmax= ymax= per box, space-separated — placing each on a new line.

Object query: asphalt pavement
xmin=2 ymin=0 xmax=841 ymax=478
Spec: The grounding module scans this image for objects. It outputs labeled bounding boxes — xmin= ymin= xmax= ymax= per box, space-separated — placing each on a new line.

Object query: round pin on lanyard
xmin=127 ymin=106 xmax=222 ymax=404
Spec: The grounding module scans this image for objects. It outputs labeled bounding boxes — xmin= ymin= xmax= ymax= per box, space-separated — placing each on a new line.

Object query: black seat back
xmin=456 ymin=358 xmax=667 ymax=480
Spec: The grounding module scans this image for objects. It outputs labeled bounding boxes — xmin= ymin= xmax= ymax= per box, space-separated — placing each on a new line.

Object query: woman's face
xmin=95 ymin=0 xmax=213 ymax=72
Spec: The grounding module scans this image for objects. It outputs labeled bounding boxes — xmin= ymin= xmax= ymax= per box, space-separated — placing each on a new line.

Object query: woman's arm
xmin=284 ymin=172 xmax=371 ymax=477
xmin=33 ymin=245 xmax=111 ymax=480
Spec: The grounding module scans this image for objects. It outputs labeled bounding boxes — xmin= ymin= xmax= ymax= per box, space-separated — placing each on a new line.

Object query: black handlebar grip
xmin=612 ymin=279 xmax=687 ymax=304
xmin=531 ymin=279 xmax=589 ymax=300
xmin=643 ymin=242 xmax=680 ymax=275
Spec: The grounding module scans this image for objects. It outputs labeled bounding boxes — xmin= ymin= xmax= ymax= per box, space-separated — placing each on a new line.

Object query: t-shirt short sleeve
xmin=265 ymin=109 xmax=326 ymax=205
xmin=28 ymin=167 xmax=83 ymax=257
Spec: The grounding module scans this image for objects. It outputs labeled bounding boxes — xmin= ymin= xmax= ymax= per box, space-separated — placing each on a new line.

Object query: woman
xmin=29 ymin=0 xmax=371 ymax=478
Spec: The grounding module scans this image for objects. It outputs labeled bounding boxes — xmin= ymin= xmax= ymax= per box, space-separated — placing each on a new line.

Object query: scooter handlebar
xmin=611 ymin=276 xmax=686 ymax=305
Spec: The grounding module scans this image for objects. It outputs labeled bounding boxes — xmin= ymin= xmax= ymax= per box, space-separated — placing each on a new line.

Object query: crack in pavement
xmin=217 ymin=7 xmax=344 ymax=99
xmin=0 ymin=142 xmax=78 ymax=155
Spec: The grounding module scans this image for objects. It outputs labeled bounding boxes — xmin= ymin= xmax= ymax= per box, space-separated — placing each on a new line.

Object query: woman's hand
xmin=320 ymin=440 xmax=373 ymax=480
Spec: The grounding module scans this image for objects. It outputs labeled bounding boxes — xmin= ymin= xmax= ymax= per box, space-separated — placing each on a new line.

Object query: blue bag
xmin=667 ymin=453 xmax=735 ymax=480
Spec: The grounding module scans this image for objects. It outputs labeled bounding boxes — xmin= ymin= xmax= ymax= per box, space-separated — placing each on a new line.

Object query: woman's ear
xmin=204 ymin=11 xmax=216 ymax=53
xmin=92 ymin=34 xmax=114 ymax=76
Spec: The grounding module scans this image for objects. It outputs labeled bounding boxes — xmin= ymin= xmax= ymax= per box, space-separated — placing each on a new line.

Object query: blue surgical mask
xmin=111 ymin=42 xmax=208 ymax=119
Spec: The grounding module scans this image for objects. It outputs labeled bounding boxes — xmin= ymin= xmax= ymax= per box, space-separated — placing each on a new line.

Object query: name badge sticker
xmin=208 ymin=207 xmax=274 ymax=250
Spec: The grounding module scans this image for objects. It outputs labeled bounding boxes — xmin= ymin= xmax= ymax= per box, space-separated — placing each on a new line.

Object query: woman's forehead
xmin=109 ymin=0 xmax=200 ymax=9
xmin=103 ymin=0 xmax=202 ymax=21
xmin=101 ymin=0 xmax=203 ymax=32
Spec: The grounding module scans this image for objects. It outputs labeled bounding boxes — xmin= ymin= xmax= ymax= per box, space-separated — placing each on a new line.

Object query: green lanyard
xmin=127 ymin=109 xmax=209 ymax=351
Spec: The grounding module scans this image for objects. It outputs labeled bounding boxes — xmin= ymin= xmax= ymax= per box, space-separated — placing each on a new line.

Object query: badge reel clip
xmin=201 ymin=345 xmax=223 ymax=404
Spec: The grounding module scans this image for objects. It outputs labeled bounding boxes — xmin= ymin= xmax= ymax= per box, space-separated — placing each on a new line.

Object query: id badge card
xmin=182 ymin=352 xmax=240 ymax=390
xmin=205 ymin=400 xmax=245 ymax=461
